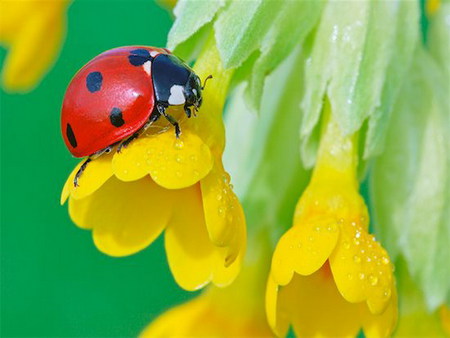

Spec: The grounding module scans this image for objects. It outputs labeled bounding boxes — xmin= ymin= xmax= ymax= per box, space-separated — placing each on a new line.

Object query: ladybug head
xmin=184 ymin=72 xmax=203 ymax=110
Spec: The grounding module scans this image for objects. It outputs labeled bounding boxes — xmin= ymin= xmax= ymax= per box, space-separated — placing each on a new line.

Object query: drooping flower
xmin=266 ymin=105 xmax=397 ymax=337
xmin=141 ymin=243 xmax=273 ymax=338
xmin=61 ymin=37 xmax=246 ymax=291
xmin=0 ymin=0 xmax=70 ymax=92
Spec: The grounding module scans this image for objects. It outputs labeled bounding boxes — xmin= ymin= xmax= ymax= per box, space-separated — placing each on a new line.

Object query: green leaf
xmin=167 ymin=0 xmax=225 ymax=50
xmin=300 ymin=0 xmax=420 ymax=165
xmin=371 ymin=48 xmax=450 ymax=310
xmin=214 ymin=0 xmax=283 ymax=69
xmin=364 ymin=0 xmax=420 ymax=158
xmin=245 ymin=0 xmax=323 ymax=110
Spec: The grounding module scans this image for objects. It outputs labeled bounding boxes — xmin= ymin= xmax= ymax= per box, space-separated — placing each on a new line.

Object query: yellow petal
xmin=164 ymin=184 xmax=216 ymax=291
xmin=63 ymin=152 xmax=115 ymax=201
xmin=200 ymin=162 xmax=245 ymax=255
xmin=271 ymin=214 xmax=339 ymax=286
xmin=362 ymin=288 xmax=398 ymax=338
xmin=60 ymin=161 xmax=83 ymax=205
xmin=70 ymin=176 xmax=173 ymax=256
xmin=1 ymin=1 xmax=69 ymax=92
xmin=278 ymin=265 xmax=364 ymax=337
xmin=112 ymin=130 xmax=213 ymax=189
xmin=140 ymin=296 xmax=208 ymax=337
xmin=329 ymin=218 xmax=394 ymax=314
xmin=266 ymin=275 xmax=290 ymax=337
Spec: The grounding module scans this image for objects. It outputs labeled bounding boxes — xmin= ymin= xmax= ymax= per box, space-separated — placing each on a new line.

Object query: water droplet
xmin=314 ymin=226 xmax=321 ymax=232
xmin=229 ymin=184 xmax=234 ymax=189
xmin=347 ymin=273 xmax=353 ymax=280
xmin=136 ymin=162 xmax=141 ymax=167
xmin=355 ymin=231 xmax=361 ymax=239
xmin=369 ymin=274 xmax=378 ymax=286
xmin=308 ymin=236 xmax=315 ymax=242
xmin=174 ymin=140 xmax=184 ymax=149
xmin=175 ymin=154 xmax=183 ymax=163
xmin=383 ymin=289 xmax=391 ymax=298
xmin=351 ymin=221 xmax=357 ymax=227
xmin=353 ymin=239 xmax=360 ymax=246
xmin=359 ymin=272 xmax=365 ymax=280
xmin=190 ymin=154 xmax=197 ymax=162
xmin=338 ymin=218 xmax=344 ymax=224
xmin=218 ymin=207 xmax=224 ymax=215
xmin=222 ymin=173 xmax=230 ymax=183
xmin=382 ymin=257 xmax=390 ymax=265
xmin=216 ymin=194 xmax=223 ymax=201
xmin=366 ymin=257 xmax=372 ymax=263
xmin=353 ymin=255 xmax=361 ymax=263
xmin=146 ymin=149 xmax=152 ymax=155
xmin=327 ymin=223 xmax=337 ymax=232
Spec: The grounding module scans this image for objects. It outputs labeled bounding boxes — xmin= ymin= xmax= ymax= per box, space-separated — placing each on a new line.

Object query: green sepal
xmin=300 ymin=0 xmax=420 ymax=166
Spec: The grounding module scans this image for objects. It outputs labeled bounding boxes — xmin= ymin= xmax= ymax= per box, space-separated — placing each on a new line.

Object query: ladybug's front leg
xmin=74 ymin=158 xmax=91 ymax=187
xmin=157 ymin=103 xmax=181 ymax=138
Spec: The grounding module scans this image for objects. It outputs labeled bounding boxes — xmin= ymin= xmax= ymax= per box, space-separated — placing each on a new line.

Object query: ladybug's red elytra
xmin=61 ymin=46 xmax=211 ymax=186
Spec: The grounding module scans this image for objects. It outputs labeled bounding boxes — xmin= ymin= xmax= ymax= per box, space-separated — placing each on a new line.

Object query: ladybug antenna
xmin=201 ymin=75 xmax=213 ymax=90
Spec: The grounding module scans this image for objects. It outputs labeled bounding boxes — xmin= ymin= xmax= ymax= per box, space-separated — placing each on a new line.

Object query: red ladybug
xmin=61 ymin=46 xmax=211 ymax=186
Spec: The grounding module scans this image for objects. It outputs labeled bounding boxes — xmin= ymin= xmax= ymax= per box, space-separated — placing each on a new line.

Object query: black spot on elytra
xmin=128 ymin=49 xmax=153 ymax=66
xmin=86 ymin=71 xmax=103 ymax=92
xmin=109 ymin=107 xmax=125 ymax=127
xmin=66 ymin=123 xmax=77 ymax=148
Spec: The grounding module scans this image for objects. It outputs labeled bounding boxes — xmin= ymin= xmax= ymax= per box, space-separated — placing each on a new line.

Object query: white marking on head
xmin=143 ymin=60 xmax=151 ymax=75
xmin=150 ymin=51 xmax=159 ymax=57
xmin=192 ymin=88 xmax=197 ymax=96
xmin=168 ymin=85 xmax=185 ymax=105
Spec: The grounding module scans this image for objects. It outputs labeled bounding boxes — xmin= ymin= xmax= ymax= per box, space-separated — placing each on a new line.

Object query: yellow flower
xmin=266 ymin=105 xmax=397 ymax=337
xmin=61 ymin=38 xmax=246 ymax=291
xmin=0 ymin=0 xmax=70 ymax=92
xmin=141 ymin=245 xmax=273 ymax=337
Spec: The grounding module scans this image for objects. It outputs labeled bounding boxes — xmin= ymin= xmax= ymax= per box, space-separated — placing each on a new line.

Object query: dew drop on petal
xmin=190 ymin=154 xmax=197 ymax=162
xmin=174 ymin=140 xmax=184 ymax=149
xmin=359 ymin=272 xmax=365 ymax=280
xmin=315 ymin=226 xmax=321 ymax=232
xmin=369 ymin=274 xmax=378 ymax=286
xmin=353 ymin=255 xmax=361 ymax=263
xmin=382 ymin=257 xmax=390 ymax=265
xmin=383 ymin=288 xmax=392 ymax=299
xmin=308 ymin=236 xmax=315 ymax=242
xmin=347 ymin=273 xmax=353 ymax=280
xmin=175 ymin=154 xmax=183 ymax=163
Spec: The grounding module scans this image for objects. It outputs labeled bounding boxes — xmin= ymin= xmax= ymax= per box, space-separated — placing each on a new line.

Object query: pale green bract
xmin=300 ymin=0 xmax=420 ymax=166
xmin=371 ymin=47 xmax=450 ymax=311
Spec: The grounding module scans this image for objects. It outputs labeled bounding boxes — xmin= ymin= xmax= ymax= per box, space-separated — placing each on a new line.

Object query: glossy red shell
xmin=61 ymin=46 xmax=169 ymax=157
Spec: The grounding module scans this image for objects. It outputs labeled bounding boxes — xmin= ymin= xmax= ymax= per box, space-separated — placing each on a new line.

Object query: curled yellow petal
xmin=271 ymin=215 xmax=339 ymax=285
xmin=113 ymin=130 xmax=213 ymax=189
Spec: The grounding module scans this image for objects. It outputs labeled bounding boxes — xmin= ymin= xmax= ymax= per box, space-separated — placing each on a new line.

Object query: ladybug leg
xmin=117 ymin=132 xmax=139 ymax=153
xmin=157 ymin=103 xmax=181 ymax=138
xmin=184 ymin=105 xmax=192 ymax=118
xmin=74 ymin=158 xmax=92 ymax=187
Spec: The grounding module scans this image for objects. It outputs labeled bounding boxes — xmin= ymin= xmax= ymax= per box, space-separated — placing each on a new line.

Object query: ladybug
xmin=61 ymin=46 xmax=211 ymax=186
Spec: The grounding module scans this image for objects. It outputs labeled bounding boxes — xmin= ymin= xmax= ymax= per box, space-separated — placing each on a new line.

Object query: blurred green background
xmin=0 ymin=1 xmax=196 ymax=336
